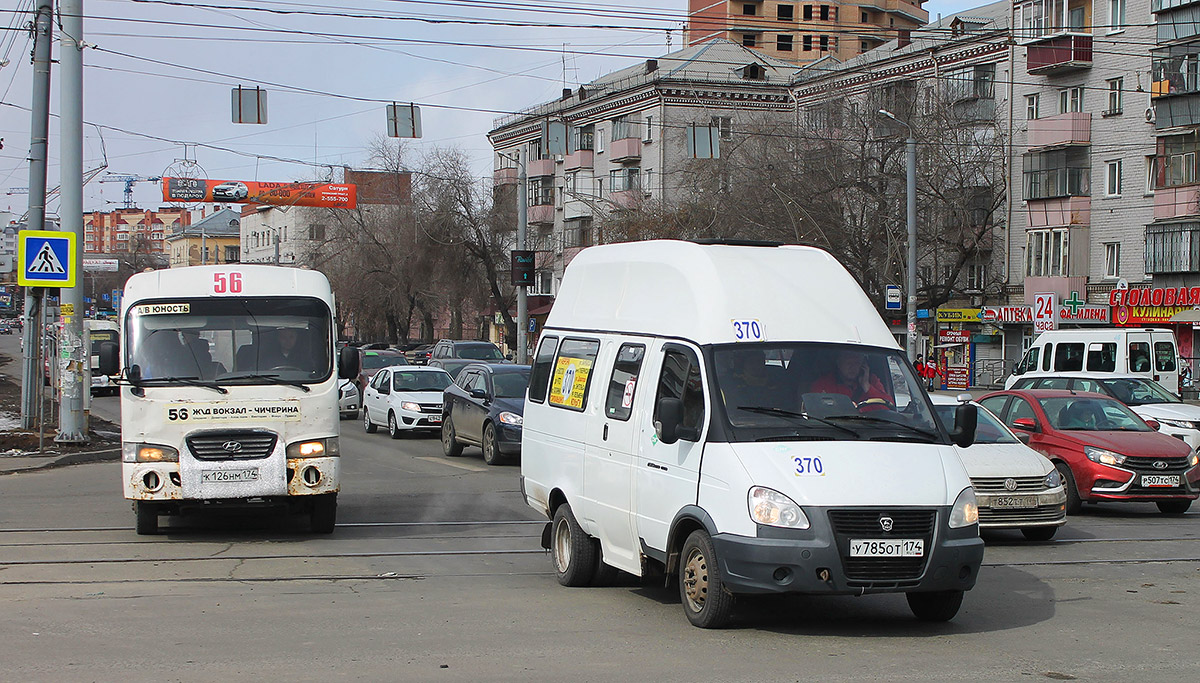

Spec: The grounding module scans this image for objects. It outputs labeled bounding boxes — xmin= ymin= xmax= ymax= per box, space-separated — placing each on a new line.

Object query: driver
xmin=810 ymin=348 xmax=892 ymax=411
xmin=260 ymin=326 xmax=311 ymax=371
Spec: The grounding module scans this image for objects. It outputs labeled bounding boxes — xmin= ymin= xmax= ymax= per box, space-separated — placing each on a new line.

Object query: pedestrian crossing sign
xmin=18 ymin=229 xmax=76 ymax=287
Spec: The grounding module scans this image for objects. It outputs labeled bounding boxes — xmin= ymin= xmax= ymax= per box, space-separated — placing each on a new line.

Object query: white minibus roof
xmin=122 ymin=265 xmax=333 ymax=310
xmin=546 ymin=240 xmax=898 ymax=348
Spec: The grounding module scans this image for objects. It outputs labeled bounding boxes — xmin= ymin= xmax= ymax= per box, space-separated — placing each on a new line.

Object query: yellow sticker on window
xmin=549 ymin=356 xmax=593 ymax=409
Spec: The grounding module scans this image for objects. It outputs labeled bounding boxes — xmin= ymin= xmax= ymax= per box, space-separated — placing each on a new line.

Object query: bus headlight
xmin=949 ymin=488 xmax=979 ymax=528
xmin=748 ymin=486 xmax=810 ymax=529
xmin=123 ymin=442 xmax=179 ymax=463
xmin=287 ymin=438 xmax=339 ymax=459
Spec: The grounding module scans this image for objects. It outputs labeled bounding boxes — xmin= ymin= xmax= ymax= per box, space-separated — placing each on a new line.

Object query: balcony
xmin=493 ymin=167 xmax=517 ymax=186
xmin=564 ymin=149 xmax=594 ymax=171
xmin=609 ymin=137 xmax=642 ymax=162
xmin=527 ymin=157 xmax=556 ymax=178
xmin=1026 ymin=196 xmax=1090 ymax=228
xmin=1028 ymin=113 xmax=1091 ymax=149
xmin=609 ymin=189 xmax=641 ymax=209
xmin=1154 ymin=185 xmax=1200 ymax=220
xmin=528 ymin=204 xmax=555 ymax=226
xmin=1026 ymin=33 xmax=1093 ymax=75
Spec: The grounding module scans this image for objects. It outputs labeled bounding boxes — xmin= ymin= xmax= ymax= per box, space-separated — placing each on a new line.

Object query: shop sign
xmin=980 ymin=304 xmax=1110 ymax=325
xmin=936 ymin=308 xmax=981 ymax=322
xmin=946 ymin=366 xmax=970 ymax=391
xmin=1110 ymin=286 xmax=1200 ymax=325
xmin=981 ymin=306 xmax=1033 ymax=323
xmin=938 ymin=329 xmax=972 ymax=344
xmin=1113 ymin=304 xmax=1200 ymax=325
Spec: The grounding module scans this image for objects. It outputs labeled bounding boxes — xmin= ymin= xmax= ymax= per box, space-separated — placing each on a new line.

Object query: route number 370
xmin=731 ymin=319 xmax=764 ymax=341
xmin=213 ymin=272 xmax=243 ymax=294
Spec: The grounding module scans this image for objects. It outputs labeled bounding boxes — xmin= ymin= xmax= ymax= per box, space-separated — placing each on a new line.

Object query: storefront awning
xmin=1169 ymin=308 xmax=1200 ymax=323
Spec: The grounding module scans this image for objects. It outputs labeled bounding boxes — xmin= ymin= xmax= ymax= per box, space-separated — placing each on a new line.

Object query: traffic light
xmin=511 ymin=250 xmax=535 ymax=286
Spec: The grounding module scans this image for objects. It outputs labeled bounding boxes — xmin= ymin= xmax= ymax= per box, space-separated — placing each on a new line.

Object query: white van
xmin=1006 ymin=328 xmax=1180 ymax=394
xmin=521 ymin=240 xmax=984 ymax=628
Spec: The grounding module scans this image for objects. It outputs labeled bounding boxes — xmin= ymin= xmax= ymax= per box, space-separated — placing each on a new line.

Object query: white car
xmin=212 ymin=181 xmax=249 ymax=201
xmin=1009 ymin=374 xmax=1200 ymax=451
xmin=362 ymin=366 xmax=453 ymax=438
xmin=931 ymin=395 xmax=1067 ymax=541
xmin=338 ymin=379 xmax=359 ymax=419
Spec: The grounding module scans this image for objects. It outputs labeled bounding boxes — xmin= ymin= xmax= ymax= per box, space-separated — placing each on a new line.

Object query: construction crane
xmin=98 ymin=173 xmax=162 ymax=209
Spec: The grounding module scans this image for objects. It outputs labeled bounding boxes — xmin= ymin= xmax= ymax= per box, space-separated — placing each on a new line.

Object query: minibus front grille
xmin=828 ymin=509 xmax=935 ymax=583
xmin=827 ymin=509 xmax=935 ymax=535
xmin=186 ymin=431 xmax=278 ymax=460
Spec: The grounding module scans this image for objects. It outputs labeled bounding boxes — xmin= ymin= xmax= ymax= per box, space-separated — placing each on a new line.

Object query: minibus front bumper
xmin=709 ymin=508 xmax=984 ymax=596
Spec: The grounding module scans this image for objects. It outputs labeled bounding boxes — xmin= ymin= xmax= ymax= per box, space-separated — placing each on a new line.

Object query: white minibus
xmin=521 ymin=240 xmax=983 ymax=628
xmin=1006 ymin=328 xmax=1180 ymax=394
xmin=98 ymin=265 xmax=359 ymax=535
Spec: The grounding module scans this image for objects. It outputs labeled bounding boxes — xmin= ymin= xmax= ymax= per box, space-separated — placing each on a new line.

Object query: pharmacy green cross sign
xmin=1063 ymin=291 xmax=1086 ymax=316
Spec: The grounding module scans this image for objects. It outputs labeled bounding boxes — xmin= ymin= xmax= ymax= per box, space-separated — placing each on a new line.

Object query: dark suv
xmin=430 ymin=340 xmax=506 ymax=363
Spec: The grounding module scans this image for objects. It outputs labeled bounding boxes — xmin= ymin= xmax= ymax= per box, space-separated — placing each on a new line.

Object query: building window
xmin=861 ymin=40 xmax=869 ymax=51
xmin=1156 ymin=132 xmax=1200 ymax=188
xmin=529 ymin=177 xmax=554 ymax=206
xmin=1026 ymin=93 xmax=1040 ymax=120
xmin=643 ymin=115 xmax=654 ymax=142
xmin=778 ymin=4 xmax=794 ymax=20
xmin=1058 ymin=87 xmax=1083 ymax=113
xmin=1152 ymin=48 xmax=1200 ymax=97
xmin=610 ymin=167 xmax=640 ymax=192
xmin=711 ymin=116 xmax=733 ymax=140
xmin=1108 ymin=0 xmax=1125 ymax=32
xmin=741 ymin=33 xmax=757 ymax=47
xmin=861 ymin=10 xmax=869 ymax=22
xmin=819 ymin=35 xmax=829 ymax=51
xmin=1146 ymin=223 xmax=1200 ymax=273
xmin=224 ymin=245 xmax=240 ymax=263
xmin=1104 ymin=242 xmax=1120 ymax=278
xmin=1105 ymin=159 xmax=1123 ymax=196
xmin=308 ymin=224 xmax=326 ymax=240
xmin=564 ymin=218 xmax=593 ymax=249
xmin=1105 ymin=78 xmax=1123 ymax=116
xmin=805 ymin=5 xmax=814 ymax=20
xmin=945 ymin=63 xmax=996 ymax=100
xmin=820 ymin=5 xmax=831 ymax=20
xmin=742 ymin=3 xmax=756 ymax=15
xmin=778 ymin=34 xmax=794 ymax=52
xmin=596 ymin=128 xmax=605 ymax=154
xmin=1026 ymin=228 xmax=1070 ymax=277
xmin=1145 ymin=155 xmax=1157 ymax=195
xmin=568 ymin=125 xmax=594 ymax=152
xmin=1023 ymin=148 xmax=1090 ymax=200
xmin=611 ymin=115 xmax=636 ymax=141
xmin=802 ymin=34 xmax=812 ymax=51
xmin=966 ymin=263 xmax=986 ymax=291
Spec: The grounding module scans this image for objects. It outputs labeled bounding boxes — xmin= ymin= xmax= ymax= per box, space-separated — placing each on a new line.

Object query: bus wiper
xmin=222 ymin=372 xmax=311 ymax=392
xmin=736 ymin=406 xmax=861 ymax=439
xmin=824 ymin=414 xmax=940 ymax=441
xmin=137 ymin=376 xmax=228 ymax=394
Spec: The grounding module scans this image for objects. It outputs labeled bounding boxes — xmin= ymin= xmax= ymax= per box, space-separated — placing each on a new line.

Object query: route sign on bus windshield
xmin=18 ymin=229 xmax=76 ymax=287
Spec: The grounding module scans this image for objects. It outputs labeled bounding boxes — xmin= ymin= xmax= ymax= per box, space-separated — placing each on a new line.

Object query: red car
xmin=978 ymin=389 xmax=1199 ymax=515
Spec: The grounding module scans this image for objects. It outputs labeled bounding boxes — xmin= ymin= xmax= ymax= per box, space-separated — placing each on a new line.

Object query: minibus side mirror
xmin=338 ymin=346 xmax=360 ymax=380
xmin=655 ymin=397 xmax=684 ymax=445
xmin=97 ymin=341 xmax=120 ymax=376
xmin=949 ymin=403 xmax=977 ymax=448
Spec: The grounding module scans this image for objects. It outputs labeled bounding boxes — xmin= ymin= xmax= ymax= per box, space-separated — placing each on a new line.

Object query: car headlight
xmin=286 ymin=438 xmax=339 ymax=459
xmin=498 ymin=411 xmax=523 ymax=426
xmin=1085 ymin=446 xmax=1126 ymax=467
xmin=1156 ymin=418 xmax=1199 ymax=430
xmin=1188 ymin=452 xmax=1199 ymax=468
xmin=340 ymin=384 xmax=356 ymax=398
xmin=1044 ymin=468 xmax=1063 ymax=489
xmin=123 ymin=442 xmax=179 ymax=463
xmin=948 ymin=487 xmax=979 ymax=528
xmin=401 ymin=401 xmax=422 ymax=412
xmin=748 ymin=486 xmax=810 ymax=529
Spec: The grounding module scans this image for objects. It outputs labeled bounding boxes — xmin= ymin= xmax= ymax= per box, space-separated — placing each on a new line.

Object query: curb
xmin=0 ymin=447 xmax=120 ymax=476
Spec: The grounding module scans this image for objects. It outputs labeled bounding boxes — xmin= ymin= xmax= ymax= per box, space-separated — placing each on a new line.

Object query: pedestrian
xmin=914 ymin=354 xmax=923 ymax=377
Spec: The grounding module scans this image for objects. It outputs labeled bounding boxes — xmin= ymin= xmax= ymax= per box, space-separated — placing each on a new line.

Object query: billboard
xmin=161 ymin=177 xmax=357 ymax=209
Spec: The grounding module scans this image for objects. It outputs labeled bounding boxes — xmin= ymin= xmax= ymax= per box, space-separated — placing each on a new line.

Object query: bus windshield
xmin=126 ymin=297 xmax=332 ymax=386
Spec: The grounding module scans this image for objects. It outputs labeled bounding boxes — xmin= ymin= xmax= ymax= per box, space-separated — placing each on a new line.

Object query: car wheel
xmin=1056 ymin=462 xmax=1081 ymax=515
xmin=481 ymin=422 xmax=502 ymax=465
xmin=310 ymin=493 xmax=337 ymax=534
xmin=1156 ymin=500 xmax=1192 ymax=515
xmin=441 ymin=416 xmax=463 ymax=457
xmin=906 ymin=590 xmax=965 ymax=622
xmin=135 ymin=502 xmax=158 ymax=536
xmin=387 ymin=411 xmax=403 ymax=440
xmin=551 ymin=503 xmax=596 ymax=587
xmin=679 ymin=529 xmax=735 ymax=628
xmin=1021 ymin=526 xmax=1058 ymax=542
xmin=363 ymin=407 xmax=377 ymax=433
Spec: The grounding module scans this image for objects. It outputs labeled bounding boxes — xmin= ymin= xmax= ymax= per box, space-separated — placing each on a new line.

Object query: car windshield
xmin=1098 ymin=378 xmax=1180 ymax=405
xmin=363 ymin=353 xmax=406 ymax=370
xmin=933 ymin=404 xmax=1018 ymax=444
xmin=458 ymin=344 xmax=505 ymax=360
xmin=126 ymin=296 xmax=331 ymax=385
xmin=712 ymin=342 xmax=943 ymax=443
xmin=392 ymin=370 xmax=452 ymax=392
xmin=1039 ymin=396 xmax=1152 ymax=432
xmin=493 ymin=371 xmax=531 ymax=398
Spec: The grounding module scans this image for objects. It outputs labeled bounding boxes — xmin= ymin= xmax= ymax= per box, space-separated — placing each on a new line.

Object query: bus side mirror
xmin=338 ymin=346 xmax=360 ymax=380
xmin=98 ymin=341 xmax=120 ymax=376
xmin=654 ymin=397 xmax=683 ymax=445
xmin=950 ymin=403 xmax=977 ymax=448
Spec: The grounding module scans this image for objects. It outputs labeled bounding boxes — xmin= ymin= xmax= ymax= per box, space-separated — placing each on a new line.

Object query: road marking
xmin=416 ymin=456 xmax=488 ymax=473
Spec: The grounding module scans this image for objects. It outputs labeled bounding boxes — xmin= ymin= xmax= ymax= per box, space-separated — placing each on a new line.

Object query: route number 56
xmin=213 ymin=272 xmax=243 ymax=294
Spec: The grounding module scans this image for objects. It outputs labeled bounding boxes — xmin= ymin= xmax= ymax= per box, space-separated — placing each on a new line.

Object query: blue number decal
xmin=794 ymin=456 xmax=824 ymax=476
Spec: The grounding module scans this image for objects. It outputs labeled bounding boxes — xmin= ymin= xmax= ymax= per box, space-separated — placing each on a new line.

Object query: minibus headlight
xmin=748 ymin=486 xmax=810 ymax=529
xmin=498 ymin=411 xmax=524 ymax=426
xmin=948 ymin=487 xmax=979 ymax=528
xmin=287 ymin=438 xmax=338 ymax=459
xmin=123 ymin=442 xmax=178 ymax=463
xmin=401 ymin=401 xmax=422 ymax=412
xmin=1085 ymin=446 xmax=1126 ymax=467
xmin=1043 ymin=468 xmax=1063 ymax=489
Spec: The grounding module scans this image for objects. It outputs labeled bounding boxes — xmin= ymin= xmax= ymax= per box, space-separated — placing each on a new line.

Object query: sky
xmin=0 ymin=0 xmax=980 ymax=215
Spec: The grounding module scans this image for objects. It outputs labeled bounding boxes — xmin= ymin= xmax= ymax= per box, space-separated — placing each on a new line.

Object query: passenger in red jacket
xmin=810 ymin=349 xmax=893 ymax=411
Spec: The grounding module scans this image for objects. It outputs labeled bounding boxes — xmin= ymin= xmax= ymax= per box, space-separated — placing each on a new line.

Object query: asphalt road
xmin=0 ymin=364 xmax=1197 ymax=681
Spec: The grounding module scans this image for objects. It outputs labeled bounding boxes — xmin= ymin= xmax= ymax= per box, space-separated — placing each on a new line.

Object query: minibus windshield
xmin=126 ymin=297 xmax=332 ymax=386
xmin=713 ymin=343 xmax=943 ymax=443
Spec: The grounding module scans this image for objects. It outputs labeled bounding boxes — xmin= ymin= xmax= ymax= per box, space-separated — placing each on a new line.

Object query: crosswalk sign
xmin=18 ymin=229 xmax=76 ymax=287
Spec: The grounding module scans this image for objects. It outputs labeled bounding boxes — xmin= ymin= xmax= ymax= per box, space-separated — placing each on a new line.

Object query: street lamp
xmin=495 ymin=150 xmax=528 ymax=364
xmin=879 ymin=108 xmax=918 ymax=364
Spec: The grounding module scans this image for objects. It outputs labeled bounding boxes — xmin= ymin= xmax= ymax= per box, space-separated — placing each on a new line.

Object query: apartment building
xmin=488 ymin=40 xmax=796 ymax=300
xmin=83 ymin=207 xmax=189 ymax=254
xmin=166 ymin=208 xmax=241 ymax=268
xmin=685 ymin=0 xmax=928 ymax=64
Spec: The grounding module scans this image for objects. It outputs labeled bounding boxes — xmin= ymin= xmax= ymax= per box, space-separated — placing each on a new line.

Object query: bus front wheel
xmin=310 ymin=493 xmax=337 ymax=534
xmin=135 ymin=502 xmax=158 ymax=535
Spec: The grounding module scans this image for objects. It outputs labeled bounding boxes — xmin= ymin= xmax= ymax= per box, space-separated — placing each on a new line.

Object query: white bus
xmin=99 ymin=265 xmax=358 ymax=535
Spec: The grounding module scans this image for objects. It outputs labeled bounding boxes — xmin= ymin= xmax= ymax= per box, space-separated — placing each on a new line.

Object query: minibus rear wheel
xmin=552 ymin=503 xmax=596 ymax=587
xmin=679 ymin=530 xmax=734 ymax=628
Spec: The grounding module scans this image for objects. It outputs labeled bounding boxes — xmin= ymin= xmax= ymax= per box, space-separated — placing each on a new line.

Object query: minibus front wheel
xmin=679 ymin=530 xmax=734 ymax=629
xmin=135 ymin=502 xmax=158 ymax=536
xmin=906 ymin=590 xmax=964 ymax=622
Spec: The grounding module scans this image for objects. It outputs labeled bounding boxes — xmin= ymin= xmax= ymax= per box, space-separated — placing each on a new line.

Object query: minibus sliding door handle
xmin=602 ymin=424 xmax=608 ymax=440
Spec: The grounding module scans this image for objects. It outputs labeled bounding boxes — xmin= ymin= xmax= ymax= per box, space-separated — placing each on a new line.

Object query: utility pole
xmin=879 ymin=109 xmax=919 ymax=363
xmin=515 ymin=150 xmax=528 ymax=364
xmin=20 ymin=1 xmax=54 ymax=430
xmin=56 ymin=0 xmax=87 ymax=443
